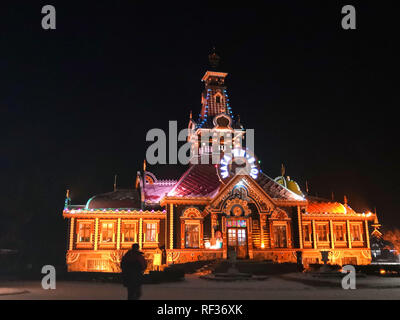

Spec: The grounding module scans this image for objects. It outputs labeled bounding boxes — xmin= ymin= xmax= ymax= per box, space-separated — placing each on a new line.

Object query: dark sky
xmin=0 ymin=1 xmax=398 ymax=262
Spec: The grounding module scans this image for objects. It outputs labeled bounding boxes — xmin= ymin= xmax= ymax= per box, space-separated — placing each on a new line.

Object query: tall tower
xmin=188 ymin=50 xmax=245 ymax=162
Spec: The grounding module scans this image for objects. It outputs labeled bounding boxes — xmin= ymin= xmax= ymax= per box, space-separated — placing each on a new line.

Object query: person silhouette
xmin=120 ymin=243 xmax=147 ymax=300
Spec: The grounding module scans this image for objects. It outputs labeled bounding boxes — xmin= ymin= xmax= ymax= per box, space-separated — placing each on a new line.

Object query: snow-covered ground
xmin=1 ymin=274 xmax=400 ymax=300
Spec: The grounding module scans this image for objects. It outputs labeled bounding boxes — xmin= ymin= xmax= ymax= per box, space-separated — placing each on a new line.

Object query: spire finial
xmin=281 ymin=163 xmax=285 ymax=177
xmin=344 ymin=195 xmax=348 ymax=205
xmin=114 ymin=174 xmax=117 ymax=191
xmin=135 ymin=172 xmax=140 ymax=189
xmin=64 ymin=189 xmax=71 ymax=208
xmin=190 ymin=110 xmax=192 ymax=120
xmin=143 ymin=159 xmax=147 ymax=172
xmin=208 ymin=47 xmax=220 ymax=69
xmin=305 ymin=180 xmax=309 ymax=194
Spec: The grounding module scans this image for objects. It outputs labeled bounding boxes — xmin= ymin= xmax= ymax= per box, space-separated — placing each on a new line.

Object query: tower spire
xmin=64 ymin=189 xmax=71 ymax=208
xmin=281 ymin=163 xmax=285 ymax=177
xmin=208 ymin=47 xmax=220 ymax=70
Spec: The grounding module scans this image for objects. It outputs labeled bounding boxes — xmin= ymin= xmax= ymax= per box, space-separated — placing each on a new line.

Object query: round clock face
xmin=231 ymin=205 xmax=244 ymax=216
xmin=218 ymin=148 xmax=260 ymax=181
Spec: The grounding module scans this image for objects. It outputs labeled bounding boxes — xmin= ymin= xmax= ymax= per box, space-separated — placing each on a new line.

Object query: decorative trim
xmin=66 ymin=252 xmax=80 ymax=264
xmin=181 ymin=207 xmax=202 ymax=219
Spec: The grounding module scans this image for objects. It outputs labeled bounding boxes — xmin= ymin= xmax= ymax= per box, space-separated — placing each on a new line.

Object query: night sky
xmin=1 ymin=1 xmax=398 ymax=265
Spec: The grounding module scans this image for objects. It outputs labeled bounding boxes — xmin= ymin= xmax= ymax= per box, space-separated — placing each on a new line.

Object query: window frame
xmin=334 ymin=223 xmax=347 ymax=242
xmin=121 ymin=220 xmax=138 ymax=243
xmin=143 ymin=220 xmax=159 ymax=244
xmin=100 ymin=220 xmax=116 ymax=243
xmin=76 ymin=220 xmax=94 ymax=244
xmin=316 ymin=223 xmax=329 ymax=242
xmin=350 ymin=222 xmax=363 ymax=242
xmin=272 ymin=223 xmax=288 ymax=248
xmin=302 ymin=223 xmax=312 ymax=243
xmin=184 ymin=221 xmax=200 ymax=248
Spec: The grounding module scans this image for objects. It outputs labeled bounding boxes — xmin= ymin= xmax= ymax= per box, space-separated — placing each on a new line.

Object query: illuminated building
xmin=63 ymin=51 xmax=377 ymax=272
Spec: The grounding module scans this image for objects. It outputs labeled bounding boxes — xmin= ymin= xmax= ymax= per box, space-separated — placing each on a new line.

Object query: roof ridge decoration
xmin=155 ymin=179 xmax=177 ymax=186
xmin=258 ymin=172 xmax=306 ymax=202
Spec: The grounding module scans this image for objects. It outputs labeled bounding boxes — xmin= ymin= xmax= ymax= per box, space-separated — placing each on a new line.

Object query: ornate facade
xmin=63 ymin=52 xmax=378 ymax=272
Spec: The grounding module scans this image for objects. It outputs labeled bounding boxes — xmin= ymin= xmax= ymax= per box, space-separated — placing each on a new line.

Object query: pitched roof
xmin=168 ymin=164 xmax=221 ymax=197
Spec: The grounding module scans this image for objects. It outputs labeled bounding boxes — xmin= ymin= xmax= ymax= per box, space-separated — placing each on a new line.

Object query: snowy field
xmin=1 ymin=274 xmax=400 ymax=300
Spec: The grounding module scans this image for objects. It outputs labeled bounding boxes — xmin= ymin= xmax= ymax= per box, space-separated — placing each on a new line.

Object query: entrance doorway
xmin=227 ymin=227 xmax=248 ymax=259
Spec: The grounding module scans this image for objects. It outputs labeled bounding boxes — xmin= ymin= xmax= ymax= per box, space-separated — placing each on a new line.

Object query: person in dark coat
xmin=121 ymin=243 xmax=147 ymax=300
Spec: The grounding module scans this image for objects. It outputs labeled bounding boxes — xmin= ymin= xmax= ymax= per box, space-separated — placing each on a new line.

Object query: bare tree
xmin=383 ymin=229 xmax=400 ymax=260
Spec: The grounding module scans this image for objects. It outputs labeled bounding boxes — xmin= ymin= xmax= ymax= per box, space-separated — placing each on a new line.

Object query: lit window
xmin=303 ymin=224 xmax=311 ymax=242
xmin=122 ymin=222 xmax=136 ymax=242
xmin=78 ymin=222 xmax=92 ymax=242
xmin=145 ymin=223 xmax=157 ymax=242
xmin=316 ymin=224 xmax=328 ymax=241
xmin=335 ymin=225 xmax=345 ymax=241
xmin=351 ymin=224 xmax=362 ymax=241
xmin=101 ymin=222 xmax=114 ymax=242
xmin=228 ymin=228 xmax=237 ymax=246
xmin=185 ymin=224 xmax=199 ymax=248
xmin=237 ymin=229 xmax=246 ymax=246
xmin=273 ymin=225 xmax=287 ymax=248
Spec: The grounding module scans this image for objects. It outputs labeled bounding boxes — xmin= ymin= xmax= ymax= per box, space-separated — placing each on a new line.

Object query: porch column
xmin=94 ymin=218 xmax=99 ymax=251
xmin=200 ymin=222 xmax=204 ymax=248
xmin=69 ymin=218 xmax=75 ymax=250
xmin=211 ymin=214 xmax=216 ymax=239
xmin=139 ymin=218 xmax=143 ymax=250
xmin=312 ymin=220 xmax=317 ymax=249
xmin=181 ymin=220 xmax=185 ymax=249
xmin=169 ymin=204 xmax=174 ymax=249
xmin=222 ymin=216 xmax=227 ymax=259
xmin=297 ymin=206 xmax=303 ymax=249
xmin=116 ymin=218 xmax=121 ymax=250
xmin=364 ymin=220 xmax=370 ymax=248
xmin=346 ymin=220 xmax=352 ymax=249
xmin=260 ymin=215 xmax=265 ymax=248
xmin=247 ymin=217 xmax=253 ymax=258
xmin=269 ymin=220 xmax=274 ymax=248
xmin=329 ymin=220 xmax=334 ymax=249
